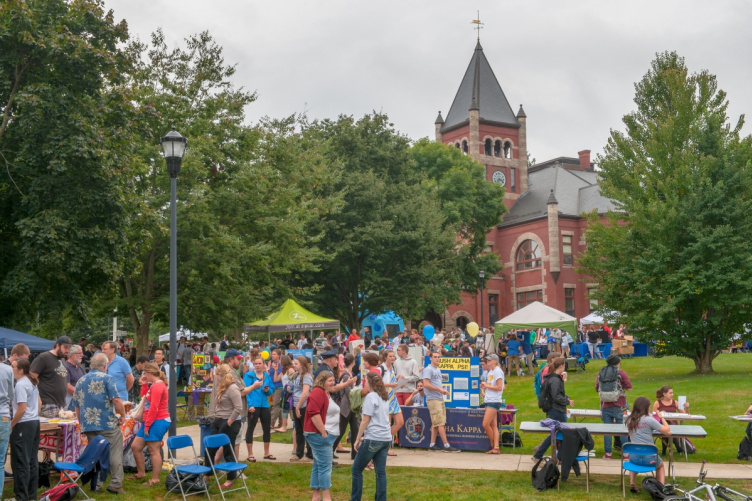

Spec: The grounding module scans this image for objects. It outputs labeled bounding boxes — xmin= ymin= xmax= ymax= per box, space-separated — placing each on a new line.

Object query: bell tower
xmin=435 ymin=40 xmax=528 ymax=204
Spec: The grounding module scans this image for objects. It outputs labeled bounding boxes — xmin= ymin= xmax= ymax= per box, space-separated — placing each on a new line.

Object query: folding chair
xmin=620 ymin=443 xmax=658 ymax=498
xmin=51 ymin=463 xmax=90 ymax=500
xmin=166 ymin=435 xmax=211 ymax=501
xmin=177 ymin=391 xmax=190 ymax=420
xmin=202 ymin=433 xmax=250 ymax=501
xmin=555 ymin=431 xmax=590 ymax=492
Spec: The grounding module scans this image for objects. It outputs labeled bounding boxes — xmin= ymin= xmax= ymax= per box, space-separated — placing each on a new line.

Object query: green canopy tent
xmin=244 ymin=299 xmax=340 ymax=344
xmin=494 ymin=301 xmax=578 ymax=347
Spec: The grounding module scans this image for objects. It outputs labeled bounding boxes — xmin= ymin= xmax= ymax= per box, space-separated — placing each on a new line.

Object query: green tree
xmin=578 ymin=52 xmax=752 ymax=373
xmin=0 ymin=0 xmax=133 ymax=329
xmin=118 ymin=31 xmax=335 ymax=350
xmin=299 ymin=115 xmax=505 ymax=328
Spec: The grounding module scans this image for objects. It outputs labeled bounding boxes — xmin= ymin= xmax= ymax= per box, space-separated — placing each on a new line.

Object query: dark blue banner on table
xmin=399 ymin=406 xmax=493 ymax=451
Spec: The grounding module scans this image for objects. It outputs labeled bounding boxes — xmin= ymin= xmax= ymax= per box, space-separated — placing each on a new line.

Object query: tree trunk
xmin=692 ymin=334 xmax=717 ymax=374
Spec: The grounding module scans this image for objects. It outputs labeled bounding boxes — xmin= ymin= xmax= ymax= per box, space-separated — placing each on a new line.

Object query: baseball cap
xmin=56 ymin=336 xmax=72 ymax=346
xmin=320 ymin=349 xmax=338 ymax=359
xmin=225 ymin=348 xmax=243 ymax=359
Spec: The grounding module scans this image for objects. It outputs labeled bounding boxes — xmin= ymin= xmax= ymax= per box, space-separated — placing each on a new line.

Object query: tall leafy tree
xmin=0 ymin=0 xmax=133 ymax=329
xmin=579 ymin=52 xmax=752 ymax=373
xmin=300 ymin=115 xmax=505 ymax=328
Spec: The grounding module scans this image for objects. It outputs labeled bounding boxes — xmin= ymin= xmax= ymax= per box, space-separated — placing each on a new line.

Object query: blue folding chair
xmin=50 ymin=462 xmax=90 ymax=500
xmin=620 ymin=443 xmax=658 ymax=497
xmin=166 ymin=435 xmax=211 ymax=501
xmin=202 ymin=433 xmax=249 ymax=501
xmin=176 ymin=391 xmax=190 ymax=420
xmin=555 ymin=431 xmax=590 ymax=492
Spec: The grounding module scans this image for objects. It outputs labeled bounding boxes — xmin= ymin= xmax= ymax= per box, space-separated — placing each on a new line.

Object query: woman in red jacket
xmin=130 ymin=363 xmax=170 ymax=486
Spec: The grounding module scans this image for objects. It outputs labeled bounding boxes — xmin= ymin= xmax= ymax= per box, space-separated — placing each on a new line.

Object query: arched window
xmin=516 ymin=240 xmax=542 ymax=270
xmin=504 ymin=141 xmax=512 ymax=159
xmin=462 ymin=140 xmax=468 ymax=154
xmin=455 ymin=142 xmax=461 ymax=149
xmin=484 ymin=138 xmax=492 ymax=156
xmin=494 ymin=140 xmax=501 ymax=157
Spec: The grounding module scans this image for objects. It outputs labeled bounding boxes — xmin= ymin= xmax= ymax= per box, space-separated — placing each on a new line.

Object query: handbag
xmin=131 ymin=397 xmax=147 ymax=422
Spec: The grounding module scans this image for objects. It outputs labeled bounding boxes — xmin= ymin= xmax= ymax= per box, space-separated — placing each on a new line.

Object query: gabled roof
xmin=500 ymin=163 xmax=618 ymax=227
xmin=441 ymin=41 xmax=520 ymax=133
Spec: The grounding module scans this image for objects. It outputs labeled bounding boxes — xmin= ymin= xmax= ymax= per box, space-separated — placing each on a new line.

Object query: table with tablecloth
xmin=39 ymin=417 xmax=141 ymax=463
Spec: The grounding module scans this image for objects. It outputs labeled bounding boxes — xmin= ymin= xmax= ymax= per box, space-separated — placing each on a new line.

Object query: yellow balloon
xmin=260 ymin=350 xmax=270 ymax=360
xmin=467 ymin=322 xmax=479 ymax=337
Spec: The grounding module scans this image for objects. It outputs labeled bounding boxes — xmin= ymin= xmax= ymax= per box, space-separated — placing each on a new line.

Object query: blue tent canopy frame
xmin=0 ymin=326 xmax=56 ymax=352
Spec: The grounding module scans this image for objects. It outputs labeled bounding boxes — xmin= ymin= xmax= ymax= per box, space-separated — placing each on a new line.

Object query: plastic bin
xmin=198 ymin=420 xmax=212 ymax=458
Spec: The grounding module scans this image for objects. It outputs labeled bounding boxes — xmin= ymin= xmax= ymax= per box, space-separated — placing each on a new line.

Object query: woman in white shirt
xmin=480 ymin=354 xmax=505 ymax=454
xmin=10 ymin=359 xmax=40 ymax=501
xmin=350 ymin=372 xmax=392 ymax=501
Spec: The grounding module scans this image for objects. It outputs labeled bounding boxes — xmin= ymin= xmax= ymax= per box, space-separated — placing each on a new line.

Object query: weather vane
xmin=471 ymin=11 xmax=484 ymax=41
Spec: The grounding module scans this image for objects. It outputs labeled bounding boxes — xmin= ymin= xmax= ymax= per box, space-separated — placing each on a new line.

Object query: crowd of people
xmin=0 ymin=325 xmax=749 ymax=500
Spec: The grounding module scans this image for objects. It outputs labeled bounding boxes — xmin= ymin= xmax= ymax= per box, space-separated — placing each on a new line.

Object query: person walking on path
xmin=73 ymin=353 xmax=127 ymax=494
xmin=533 ymin=357 xmax=572 ymax=460
xmin=350 ymin=372 xmax=392 ymax=501
xmin=480 ymin=354 xmax=504 ymax=454
xmin=596 ymin=354 xmax=632 ymax=459
xmin=422 ymin=352 xmax=460 ymax=452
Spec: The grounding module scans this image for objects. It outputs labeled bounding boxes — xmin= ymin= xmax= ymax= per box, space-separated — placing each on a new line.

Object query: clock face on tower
xmin=492 ymin=170 xmax=506 ymax=186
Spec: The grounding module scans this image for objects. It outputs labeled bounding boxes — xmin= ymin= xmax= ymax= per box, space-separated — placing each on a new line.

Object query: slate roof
xmin=500 ymin=163 xmax=618 ymax=227
xmin=441 ymin=42 xmax=520 ymax=133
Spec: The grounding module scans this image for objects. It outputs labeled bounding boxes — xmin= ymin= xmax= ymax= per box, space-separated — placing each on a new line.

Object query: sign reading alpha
xmin=438 ymin=357 xmax=471 ymax=371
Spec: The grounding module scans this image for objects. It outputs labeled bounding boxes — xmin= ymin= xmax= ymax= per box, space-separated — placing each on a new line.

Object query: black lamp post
xmin=479 ymin=270 xmax=486 ymax=330
xmin=160 ymin=127 xmax=186 ymax=437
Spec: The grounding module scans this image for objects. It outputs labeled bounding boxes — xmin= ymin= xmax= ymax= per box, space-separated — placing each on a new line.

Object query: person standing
xmin=422 ymin=352 xmax=460 ymax=452
xmin=3 ymin=343 xmax=29 ymax=367
xmin=532 ymin=357 xmax=573 ymax=460
xmin=480 ymin=354 xmax=504 ymax=454
xmin=377 ymin=349 xmax=403 ymax=455
xmin=268 ymin=349 xmax=284 ymax=429
xmin=30 ymin=336 xmax=71 ymax=418
xmin=154 ymin=349 xmax=169 ymax=383
xmin=64 ymin=345 xmax=85 ymax=410
xmin=290 ymin=356 xmax=314 ymax=462
xmin=244 ymin=356 xmax=275 ymax=462
xmin=129 ymin=363 xmax=170 ymax=486
xmin=74 ymin=353 xmax=127 ymax=494
xmin=103 ymin=341 xmax=134 ymax=402
xmin=129 ymin=356 xmax=149 ymax=403
xmin=10 ymin=359 xmax=40 ymax=501
xmin=517 ymin=330 xmax=535 ymax=375
xmin=350 ymin=372 xmax=392 ymax=501
xmin=393 ymin=344 xmax=421 ymax=407
xmin=0 ymin=359 xmax=13 ymax=497
xmin=596 ymin=354 xmax=632 ymax=458
xmin=304 ymin=372 xmax=336 ymax=501
xmin=333 ymin=354 xmax=358 ymax=457
xmin=206 ymin=365 xmax=244 ymax=490
xmin=181 ymin=343 xmax=195 ymax=386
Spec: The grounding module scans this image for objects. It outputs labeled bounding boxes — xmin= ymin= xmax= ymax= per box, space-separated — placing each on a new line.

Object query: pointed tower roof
xmin=441 ymin=41 xmax=520 ymax=133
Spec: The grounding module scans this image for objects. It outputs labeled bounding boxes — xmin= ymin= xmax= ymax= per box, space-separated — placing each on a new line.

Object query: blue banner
xmin=423 ymin=356 xmax=481 ymax=408
xmin=399 ymin=405 xmax=493 ymax=451
xmin=288 ymin=349 xmax=314 ymax=361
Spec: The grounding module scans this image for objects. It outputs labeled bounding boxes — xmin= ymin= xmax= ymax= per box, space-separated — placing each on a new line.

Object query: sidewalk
xmin=174 ymin=425 xmax=752 ymax=480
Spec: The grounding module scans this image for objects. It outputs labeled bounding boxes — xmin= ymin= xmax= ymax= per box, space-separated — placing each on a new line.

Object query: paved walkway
xmin=173 ymin=424 xmax=752 ymax=480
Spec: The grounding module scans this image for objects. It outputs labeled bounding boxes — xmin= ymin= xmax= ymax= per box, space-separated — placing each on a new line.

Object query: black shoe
xmin=332 ymin=454 xmax=339 ymax=459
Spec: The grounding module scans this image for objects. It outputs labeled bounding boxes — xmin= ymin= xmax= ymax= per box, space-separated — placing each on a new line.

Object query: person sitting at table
xmin=130 ymin=363 xmax=170 ymax=486
xmin=10 ymin=358 xmax=40 ymax=501
xmin=653 ymin=385 xmax=688 ymax=455
xmin=625 ymin=396 xmax=671 ymax=492
xmin=73 ymin=353 xmax=126 ymax=495
xmin=405 ymin=380 xmax=426 ymax=407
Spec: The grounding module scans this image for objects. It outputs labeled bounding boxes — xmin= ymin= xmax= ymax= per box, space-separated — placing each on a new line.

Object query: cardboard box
xmin=616 ymin=345 xmax=634 ymax=355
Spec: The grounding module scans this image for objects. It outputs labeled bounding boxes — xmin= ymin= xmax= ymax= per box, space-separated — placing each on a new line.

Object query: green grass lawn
xmin=8 ymin=463 xmax=750 ymax=501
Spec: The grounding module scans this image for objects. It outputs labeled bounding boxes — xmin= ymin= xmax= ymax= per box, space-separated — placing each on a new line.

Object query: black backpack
xmin=642 ymin=477 xmax=671 ymax=500
xmin=538 ymin=376 xmax=553 ymax=413
xmin=531 ymin=456 xmax=559 ymax=491
xmin=501 ymin=431 xmax=523 ymax=448
xmin=738 ymin=423 xmax=752 ymax=461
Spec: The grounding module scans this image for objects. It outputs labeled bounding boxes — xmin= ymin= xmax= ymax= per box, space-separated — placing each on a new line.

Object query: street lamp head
xmin=160 ymin=127 xmax=187 ymax=178
xmin=479 ymin=270 xmax=485 ymax=279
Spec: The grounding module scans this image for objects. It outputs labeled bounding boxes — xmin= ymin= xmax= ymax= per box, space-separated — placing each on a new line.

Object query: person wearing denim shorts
xmin=481 ymin=354 xmax=505 ymax=454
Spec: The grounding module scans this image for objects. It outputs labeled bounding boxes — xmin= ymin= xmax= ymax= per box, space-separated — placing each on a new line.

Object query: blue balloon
xmin=423 ymin=325 xmax=435 ymax=341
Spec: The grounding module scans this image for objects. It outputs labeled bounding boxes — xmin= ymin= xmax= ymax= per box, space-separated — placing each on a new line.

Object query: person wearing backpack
xmin=595 ymin=354 xmax=632 ymax=459
xmin=533 ymin=357 xmax=573 ymax=460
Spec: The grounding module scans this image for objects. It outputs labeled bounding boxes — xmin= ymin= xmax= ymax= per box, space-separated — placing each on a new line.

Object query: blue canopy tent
xmin=361 ymin=311 xmax=405 ymax=337
xmin=0 ymin=326 xmax=55 ymax=353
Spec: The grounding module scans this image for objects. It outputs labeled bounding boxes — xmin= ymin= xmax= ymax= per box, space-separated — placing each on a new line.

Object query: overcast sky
xmin=105 ymin=0 xmax=752 ymax=163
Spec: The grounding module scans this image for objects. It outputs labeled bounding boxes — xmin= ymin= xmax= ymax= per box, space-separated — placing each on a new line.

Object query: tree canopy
xmin=579 ymin=51 xmax=752 ymax=373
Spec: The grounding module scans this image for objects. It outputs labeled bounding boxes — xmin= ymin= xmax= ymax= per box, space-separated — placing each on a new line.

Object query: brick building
xmin=431 ymin=41 xmax=615 ymax=330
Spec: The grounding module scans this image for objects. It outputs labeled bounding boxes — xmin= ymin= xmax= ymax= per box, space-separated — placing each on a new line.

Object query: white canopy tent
xmin=158 ymin=329 xmax=206 ymax=343
xmin=580 ymin=311 xmax=620 ymax=326
xmin=494 ymin=301 xmax=578 ymax=337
